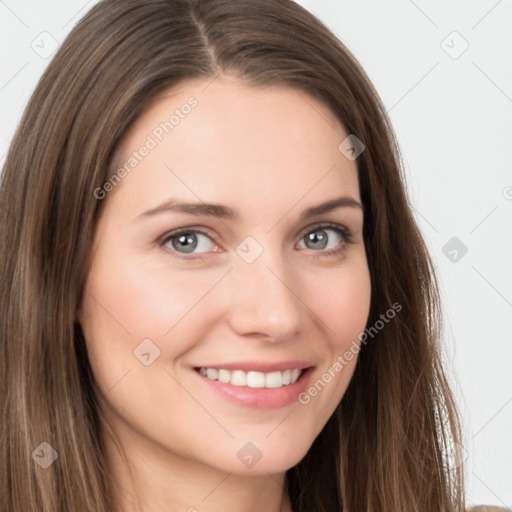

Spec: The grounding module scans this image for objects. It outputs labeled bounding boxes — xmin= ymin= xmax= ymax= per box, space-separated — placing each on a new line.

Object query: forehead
xmin=107 ymin=76 xmax=360 ymax=215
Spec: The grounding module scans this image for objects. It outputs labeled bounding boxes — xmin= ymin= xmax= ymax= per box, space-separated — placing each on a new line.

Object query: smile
xmin=196 ymin=367 xmax=303 ymax=389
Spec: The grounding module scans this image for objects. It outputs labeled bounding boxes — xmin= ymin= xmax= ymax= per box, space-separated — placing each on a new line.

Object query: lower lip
xmin=192 ymin=367 xmax=315 ymax=409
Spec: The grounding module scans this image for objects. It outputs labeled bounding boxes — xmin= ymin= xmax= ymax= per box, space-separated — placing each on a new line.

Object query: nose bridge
xmin=226 ymin=237 xmax=303 ymax=339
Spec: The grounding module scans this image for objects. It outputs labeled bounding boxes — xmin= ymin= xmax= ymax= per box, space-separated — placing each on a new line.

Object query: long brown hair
xmin=0 ymin=0 xmax=465 ymax=510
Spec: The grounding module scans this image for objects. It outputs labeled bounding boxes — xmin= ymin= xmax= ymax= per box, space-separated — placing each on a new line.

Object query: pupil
xmin=173 ymin=233 xmax=197 ymax=253
xmin=306 ymin=230 xmax=327 ymax=250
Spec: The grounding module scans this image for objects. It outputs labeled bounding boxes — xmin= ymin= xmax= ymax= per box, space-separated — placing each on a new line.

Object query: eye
xmin=158 ymin=222 xmax=354 ymax=260
xmin=160 ymin=228 xmax=218 ymax=256
xmin=296 ymin=223 xmax=353 ymax=256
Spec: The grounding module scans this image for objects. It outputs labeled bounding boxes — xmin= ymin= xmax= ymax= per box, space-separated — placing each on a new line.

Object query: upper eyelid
xmin=159 ymin=221 xmax=352 ymax=249
xmin=296 ymin=221 xmax=351 ymax=237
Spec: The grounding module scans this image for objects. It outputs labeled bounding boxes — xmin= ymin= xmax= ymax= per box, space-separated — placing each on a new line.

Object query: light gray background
xmin=1 ymin=0 xmax=511 ymax=507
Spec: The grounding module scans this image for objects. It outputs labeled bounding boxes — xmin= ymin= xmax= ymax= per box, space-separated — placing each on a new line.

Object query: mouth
xmin=193 ymin=367 xmax=304 ymax=389
xmin=191 ymin=363 xmax=315 ymax=409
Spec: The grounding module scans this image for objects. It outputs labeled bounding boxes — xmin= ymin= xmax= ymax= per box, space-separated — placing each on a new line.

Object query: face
xmin=79 ymin=75 xmax=371 ymax=476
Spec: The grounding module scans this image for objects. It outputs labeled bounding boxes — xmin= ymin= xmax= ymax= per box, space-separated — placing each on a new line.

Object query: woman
xmin=0 ymin=0 xmax=506 ymax=510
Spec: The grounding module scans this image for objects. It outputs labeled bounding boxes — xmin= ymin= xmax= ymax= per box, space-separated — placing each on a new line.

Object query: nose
xmin=223 ymin=247 xmax=304 ymax=342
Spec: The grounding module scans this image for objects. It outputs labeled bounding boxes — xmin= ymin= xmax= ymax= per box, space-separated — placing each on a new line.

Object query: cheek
xmin=79 ymin=251 xmax=230 ymax=386
xmin=83 ymin=251 xmax=224 ymax=338
xmin=307 ymin=257 xmax=372 ymax=352
xmin=296 ymin=256 xmax=371 ymax=419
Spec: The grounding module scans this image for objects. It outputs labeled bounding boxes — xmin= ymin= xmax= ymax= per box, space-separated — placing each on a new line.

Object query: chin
xmin=214 ymin=436 xmax=313 ymax=476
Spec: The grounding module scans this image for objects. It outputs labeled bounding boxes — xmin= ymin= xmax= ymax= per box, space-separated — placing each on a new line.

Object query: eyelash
xmin=157 ymin=222 xmax=354 ymax=261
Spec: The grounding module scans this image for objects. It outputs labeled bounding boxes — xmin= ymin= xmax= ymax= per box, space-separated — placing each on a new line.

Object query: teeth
xmin=231 ymin=370 xmax=247 ymax=386
xmin=218 ymin=369 xmax=231 ymax=383
xmin=197 ymin=367 xmax=304 ymax=388
xmin=247 ymin=371 xmax=264 ymax=388
xmin=205 ymin=368 xmax=218 ymax=379
xmin=265 ymin=371 xmax=283 ymax=389
xmin=290 ymin=368 xmax=301 ymax=383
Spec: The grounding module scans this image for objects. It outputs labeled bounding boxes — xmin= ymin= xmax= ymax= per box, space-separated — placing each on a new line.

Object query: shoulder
xmin=466 ymin=507 xmax=512 ymax=512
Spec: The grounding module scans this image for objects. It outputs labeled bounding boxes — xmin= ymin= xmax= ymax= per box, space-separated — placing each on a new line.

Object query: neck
xmin=103 ymin=424 xmax=293 ymax=512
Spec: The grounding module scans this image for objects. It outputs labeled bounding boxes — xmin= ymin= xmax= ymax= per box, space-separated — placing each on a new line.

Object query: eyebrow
xmin=133 ymin=195 xmax=364 ymax=222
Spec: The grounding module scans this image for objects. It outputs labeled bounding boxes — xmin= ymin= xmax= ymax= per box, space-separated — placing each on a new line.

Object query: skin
xmin=78 ymin=75 xmax=372 ymax=512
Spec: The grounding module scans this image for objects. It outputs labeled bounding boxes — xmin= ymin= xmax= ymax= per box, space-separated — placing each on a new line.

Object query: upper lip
xmin=193 ymin=360 xmax=314 ymax=373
